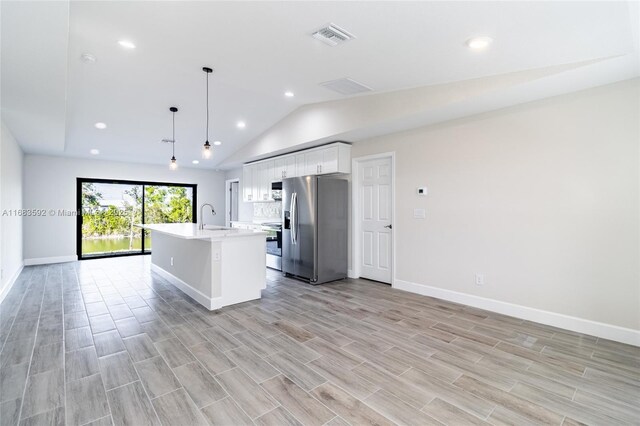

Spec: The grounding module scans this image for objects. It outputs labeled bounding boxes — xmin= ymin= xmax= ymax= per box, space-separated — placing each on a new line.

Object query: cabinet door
xmin=295 ymin=154 xmax=306 ymax=177
xmin=255 ymin=162 xmax=264 ymax=202
xmin=283 ymin=155 xmax=296 ymax=179
xmin=321 ymin=146 xmax=339 ymax=174
xmin=304 ymin=150 xmax=323 ymax=175
xmin=242 ymin=165 xmax=254 ymax=202
xmin=273 ymin=158 xmax=285 ymax=181
xmin=337 ymin=144 xmax=351 ymax=173
xmin=260 ymin=160 xmax=275 ymax=201
xmin=257 ymin=163 xmax=266 ymax=202
xmin=251 ymin=164 xmax=260 ymax=202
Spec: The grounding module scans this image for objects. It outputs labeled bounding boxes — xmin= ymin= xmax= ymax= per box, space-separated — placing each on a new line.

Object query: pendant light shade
xmin=169 ymin=106 xmax=178 ymax=170
xmin=202 ymin=67 xmax=213 ymax=159
xmin=203 ymin=140 xmax=211 ymax=159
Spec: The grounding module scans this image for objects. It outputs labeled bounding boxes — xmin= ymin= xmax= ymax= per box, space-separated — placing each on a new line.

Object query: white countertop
xmin=231 ymin=220 xmax=281 ymax=226
xmin=137 ymin=223 xmax=266 ymax=241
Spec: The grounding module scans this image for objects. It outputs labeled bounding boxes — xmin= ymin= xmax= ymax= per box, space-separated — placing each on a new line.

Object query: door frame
xmin=225 ymin=178 xmax=240 ymax=227
xmin=351 ymin=152 xmax=396 ymax=286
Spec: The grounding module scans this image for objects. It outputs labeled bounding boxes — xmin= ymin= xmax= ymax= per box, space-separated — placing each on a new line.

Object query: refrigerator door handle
xmin=290 ymin=192 xmax=297 ymax=244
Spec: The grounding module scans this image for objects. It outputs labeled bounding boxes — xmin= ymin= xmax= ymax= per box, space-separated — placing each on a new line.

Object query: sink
xmin=203 ymin=225 xmax=238 ymax=231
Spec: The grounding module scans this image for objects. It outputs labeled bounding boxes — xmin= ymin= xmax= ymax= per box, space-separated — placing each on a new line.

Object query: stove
xmin=261 ymin=222 xmax=282 ymax=270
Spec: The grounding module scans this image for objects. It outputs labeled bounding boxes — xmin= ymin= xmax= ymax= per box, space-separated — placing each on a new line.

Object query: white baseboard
xmin=151 ymin=264 xmax=223 ymax=310
xmin=347 ymin=269 xmax=357 ymax=279
xmin=0 ymin=263 xmax=24 ymax=304
xmin=24 ymin=255 xmax=77 ymax=266
xmin=394 ymin=279 xmax=640 ymax=347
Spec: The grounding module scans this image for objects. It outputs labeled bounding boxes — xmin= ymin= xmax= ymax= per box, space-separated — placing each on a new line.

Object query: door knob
xmin=384 ymin=224 xmax=392 ymax=229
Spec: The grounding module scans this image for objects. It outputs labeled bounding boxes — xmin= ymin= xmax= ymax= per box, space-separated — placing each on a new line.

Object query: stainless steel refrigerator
xmin=282 ymin=176 xmax=348 ymax=284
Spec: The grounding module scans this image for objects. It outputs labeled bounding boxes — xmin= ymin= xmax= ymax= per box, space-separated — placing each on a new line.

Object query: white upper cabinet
xmin=242 ymin=163 xmax=256 ymax=202
xmin=242 ymin=143 xmax=351 ymax=202
xmin=283 ymin=155 xmax=297 ymax=179
xmin=274 ymin=155 xmax=297 ymax=180
xmin=273 ymin=157 xmax=285 ymax=180
xmin=304 ymin=144 xmax=349 ymax=175
xmin=321 ymin=145 xmax=339 ymax=174
xmin=295 ymin=154 xmax=306 ymax=177
xmin=258 ymin=160 xmax=274 ymax=201
xmin=304 ymin=149 xmax=324 ymax=175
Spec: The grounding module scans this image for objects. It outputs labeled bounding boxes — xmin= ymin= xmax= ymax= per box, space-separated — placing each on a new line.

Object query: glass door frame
xmin=76 ymin=177 xmax=198 ymax=260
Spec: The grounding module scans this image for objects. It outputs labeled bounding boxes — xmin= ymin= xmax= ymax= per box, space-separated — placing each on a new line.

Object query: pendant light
xmin=202 ymin=67 xmax=213 ymax=159
xmin=169 ymin=106 xmax=178 ymax=170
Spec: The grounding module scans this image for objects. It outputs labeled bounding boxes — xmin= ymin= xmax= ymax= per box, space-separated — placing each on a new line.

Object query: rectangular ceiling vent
xmin=312 ymin=23 xmax=355 ymax=46
xmin=319 ymin=78 xmax=373 ymax=96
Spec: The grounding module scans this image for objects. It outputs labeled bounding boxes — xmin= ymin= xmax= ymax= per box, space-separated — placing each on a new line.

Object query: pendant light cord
xmin=172 ymin=110 xmax=176 ymax=157
xmin=206 ymin=71 xmax=209 ymax=142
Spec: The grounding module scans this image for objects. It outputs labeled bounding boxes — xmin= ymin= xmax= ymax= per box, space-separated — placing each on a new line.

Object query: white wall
xmin=0 ymin=122 xmax=25 ymax=298
xmin=23 ymin=155 xmax=226 ymax=263
xmin=352 ymin=79 xmax=640 ymax=333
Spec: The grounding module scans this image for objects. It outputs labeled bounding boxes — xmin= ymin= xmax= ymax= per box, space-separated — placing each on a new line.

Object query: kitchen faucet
xmin=199 ymin=203 xmax=216 ymax=230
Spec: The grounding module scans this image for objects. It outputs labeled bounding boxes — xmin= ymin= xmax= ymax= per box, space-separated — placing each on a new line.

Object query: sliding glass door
xmin=143 ymin=185 xmax=194 ymax=253
xmin=77 ymin=178 xmax=197 ymax=259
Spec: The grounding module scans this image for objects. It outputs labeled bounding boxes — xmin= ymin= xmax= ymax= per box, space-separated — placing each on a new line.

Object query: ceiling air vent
xmin=312 ymin=23 xmax=355 ymax=46
xmin=319 ymin=78 xmax=373 ymax=95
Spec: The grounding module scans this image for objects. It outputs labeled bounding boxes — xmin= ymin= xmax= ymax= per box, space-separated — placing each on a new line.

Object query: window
xmin=77 ymin=178 xmax=197 ymax=259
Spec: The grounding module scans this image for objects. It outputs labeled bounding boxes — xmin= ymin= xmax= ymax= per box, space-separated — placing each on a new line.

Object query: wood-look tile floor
xmin=1 ymin=257 xmax=639 ymax=426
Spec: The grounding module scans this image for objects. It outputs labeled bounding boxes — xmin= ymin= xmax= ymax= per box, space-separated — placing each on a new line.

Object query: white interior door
xmin=359 ymin=157 xmax=392 ymax=283
xmin=226 ymin=179 xmax=239 ymax=227
xmin=230 ymin=182 xmax=239 ymax=222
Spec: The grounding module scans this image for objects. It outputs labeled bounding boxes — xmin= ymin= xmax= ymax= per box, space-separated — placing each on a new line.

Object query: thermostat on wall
xmin=417 ymin=187 xmax=428 ymax=196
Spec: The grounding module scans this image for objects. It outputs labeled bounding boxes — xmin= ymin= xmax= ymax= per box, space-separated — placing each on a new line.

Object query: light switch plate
xmin=417 ymin=187 xmax=428 ymax=196
xmin=414 ymin=208 xmax=426 ymax=219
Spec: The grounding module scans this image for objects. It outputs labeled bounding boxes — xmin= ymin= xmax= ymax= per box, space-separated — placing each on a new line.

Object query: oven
xmin=261 ymin=222 xmax=282 ymax=271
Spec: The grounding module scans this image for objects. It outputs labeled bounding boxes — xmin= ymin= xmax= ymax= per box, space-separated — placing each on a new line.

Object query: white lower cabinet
xmin=231 ymin=222 xmax=262 ymax=231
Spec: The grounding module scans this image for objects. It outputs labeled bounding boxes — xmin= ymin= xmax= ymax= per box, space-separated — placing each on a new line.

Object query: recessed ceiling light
xmin=236 ymin=121 xmax=246 ymax=129
xmin=213 ymin=141 xmax=222 ymax=146
xmin=118 ymin=40 xmax=136 ymax=49
xmin=94 ymin=122 xmax=107 ymax=130
xmin=466 ymin=36 xmax=493 ymax=50
xmin=284 ymin=91 xmax=294 ymax=98
xmin=192 ymin=160 xmax=199 ymax=165
xmin=90 ymin=149 xmax=100 ymax=155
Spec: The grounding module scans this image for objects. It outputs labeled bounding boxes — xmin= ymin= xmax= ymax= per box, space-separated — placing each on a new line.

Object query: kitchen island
xmin=138 ymin=223 xmax=267 ymax=310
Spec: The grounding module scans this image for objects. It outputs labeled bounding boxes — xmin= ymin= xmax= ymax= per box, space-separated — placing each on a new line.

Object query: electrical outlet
xmin=475 ymin=273 xmax=484 ymax=286
xmin=213 ymin=251 xmax=221 ymax=261
xmin=170 ymin=257 xmax=174 ymax=266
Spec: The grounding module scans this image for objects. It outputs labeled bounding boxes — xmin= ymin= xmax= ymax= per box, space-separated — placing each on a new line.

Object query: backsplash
xmin=253 ymin=202 xmax=281 ymax=220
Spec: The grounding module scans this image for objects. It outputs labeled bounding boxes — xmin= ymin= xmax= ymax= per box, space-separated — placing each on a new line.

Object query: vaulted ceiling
xmin=2 ymin=1 xmax=638 ymax=169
